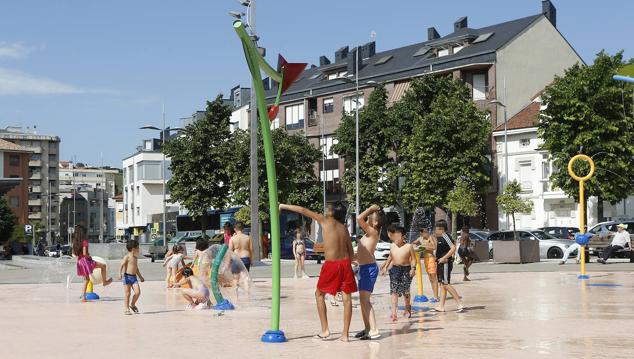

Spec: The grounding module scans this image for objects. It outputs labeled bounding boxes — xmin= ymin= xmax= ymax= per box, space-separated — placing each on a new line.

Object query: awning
xmin=388 ymin=81 xmax=411 ymax=105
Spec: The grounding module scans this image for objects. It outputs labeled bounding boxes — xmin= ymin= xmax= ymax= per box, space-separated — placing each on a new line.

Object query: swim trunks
xmin=123 ymin=273 xmax=138 ymax=286
xmin=423 ymin=253 xmax=436 ymax=274
xmin=437 ymin=260 xmax=453 ymax=285
xmin=357 ymin=263 xmax=379 ymax=293
xmin=241 ymin=257 xmax=251 ymax=271
xmin=389 ymin=265 xmax=413 ymax=297
xmin=317 ymin=258 xmax=358 ymax=295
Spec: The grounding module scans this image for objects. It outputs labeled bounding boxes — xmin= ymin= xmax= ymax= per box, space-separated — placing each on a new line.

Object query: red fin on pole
xmin=268 ymin=105 xmax=279 ymax=121
xmin=277 ymin=55 xmax=307 ymax=95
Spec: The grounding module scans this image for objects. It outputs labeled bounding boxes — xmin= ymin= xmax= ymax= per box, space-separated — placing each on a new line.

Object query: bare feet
xmin=390 ymin=313 xmax=397 ymax=322
xmin=339 ymin=336 xmax=349 ymax=343
xmin=103 ymin=278 xmax=113 ymax=286
xmin=432 ymin=307 xmax=445 ymax=312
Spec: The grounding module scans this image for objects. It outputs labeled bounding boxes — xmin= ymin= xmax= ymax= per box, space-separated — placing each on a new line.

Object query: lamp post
xmin=490 ymin=99 xmax=509 ymax=229
xmin=140 ymin=106 xmax=168 ymax=248
xmin=232 ymin=0 xmax=260 ymax=261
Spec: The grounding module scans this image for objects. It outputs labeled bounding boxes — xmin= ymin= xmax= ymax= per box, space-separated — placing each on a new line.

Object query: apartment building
xmin=0 ymin=126 xmax=61 ymax=242
xmin=122 ymin=138 xmax=176 ymax=242
xmin=0 ymin=139 xmax=31 ymax=226
xmin=265 ymin=1 xmax=582 ymax=229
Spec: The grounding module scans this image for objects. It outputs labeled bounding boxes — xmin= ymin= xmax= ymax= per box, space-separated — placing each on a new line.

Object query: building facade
xmin=122 ymin=138 xmax=176 ymax=242
xmin=0 ymin=126 xmax=61 ymax=242
xmin=263 ymin=1 xmax=581 ymax=229
xmin=0 ymin=139 xmax=31 ymax=226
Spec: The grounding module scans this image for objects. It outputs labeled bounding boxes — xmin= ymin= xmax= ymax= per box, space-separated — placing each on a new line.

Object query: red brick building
xmin=0 ymin=139 xmax=31 ymax=225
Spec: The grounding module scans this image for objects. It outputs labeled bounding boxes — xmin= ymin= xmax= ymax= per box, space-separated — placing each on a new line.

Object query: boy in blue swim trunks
xmin=354 ymin=204 xmax=384 ymax=340
xmin=118 ymin=239 xmax=144 ymax=315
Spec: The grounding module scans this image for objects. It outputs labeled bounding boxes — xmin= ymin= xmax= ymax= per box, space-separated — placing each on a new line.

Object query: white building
xmin=122 ymin=138 xmax=177 ymax=242
xmin=492 ymin=97 xmax=634 ymax=230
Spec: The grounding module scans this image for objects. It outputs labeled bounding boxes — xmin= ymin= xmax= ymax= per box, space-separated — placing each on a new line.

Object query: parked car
xmin=587 ymin=220 xmax=634 ymax=257
xmin=45 ymin=245 xmax=71 ymax=257
xmin=488 ymin=230 xmax=574 ymax=259
xmin=538 ymin=226 xmax=580 ymax=240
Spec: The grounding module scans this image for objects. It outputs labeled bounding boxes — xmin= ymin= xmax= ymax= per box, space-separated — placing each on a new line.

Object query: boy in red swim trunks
xmin=280 ymin=202 xmax=356 ymax=342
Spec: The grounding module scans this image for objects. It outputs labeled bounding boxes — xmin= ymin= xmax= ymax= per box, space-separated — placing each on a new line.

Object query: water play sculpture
xmin=233 ymin=20 xmax=307 ymax=343
xmin=210 ymin=244 xmax=235 ymax=310
xmin=567 ymin=154 xmax=595 ymax=279
xmin=86 ymin=256 xmax=107 ymax=300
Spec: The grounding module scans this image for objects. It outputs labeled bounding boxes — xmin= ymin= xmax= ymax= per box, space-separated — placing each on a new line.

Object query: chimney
xmin=359 ymin=41 xmax=376 ymax=59
xmin=427 ymin=27 xmax=440 ymax=40
xmin=319 ymin=55 xmax=331 ymax=66
xmin=335 ymin=46 xmax=349 ymax=62
xmin=347 ymin=47 xmax=362 ymax=76
xmin=454 ymin=16 xmax=468 ymax=31
xmin=542 ymin=0 xmax=557 ymax=27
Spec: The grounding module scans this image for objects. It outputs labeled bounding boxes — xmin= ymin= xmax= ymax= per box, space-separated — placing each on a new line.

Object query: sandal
xmin=124 ymin=309 xmax=132 ymax=315
xmin=130 ymin=305 xmax=139 ymax=314
xmin=313 ymin=334 xmax=330 ymax=341
xmin=390 ymin=313 xmax=397 ymax=322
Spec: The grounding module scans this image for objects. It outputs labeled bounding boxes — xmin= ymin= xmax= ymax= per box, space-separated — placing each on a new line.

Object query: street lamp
xmin=140 ymin=106 xmax=168 ymax=248
xmin=489 ymin=99 xmax=509 ymax=229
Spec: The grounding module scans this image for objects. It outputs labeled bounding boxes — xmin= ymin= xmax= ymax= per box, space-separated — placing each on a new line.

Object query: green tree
xmin=0 ymin=198 xmax=17 ymax=243
xmin=227 ymin=128 xmax=322 ymax=218
xmin=497 ymin=180 xmax=533 ymax=240
xmin=446 ymin=177 xmax=480 ymax=235
xmin=400 ymin=75 xmax=491 ymax=218
xmin=332 ymin=85 xmax=401 ymax=209
xmin=538 ymin=51 xmax=634 ymax=221
xmin=162 ymin=95 xmax=233 ymax=234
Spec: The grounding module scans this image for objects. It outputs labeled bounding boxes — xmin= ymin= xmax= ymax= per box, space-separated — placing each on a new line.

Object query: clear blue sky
xmin=0 ymin=0 xmax=631 ymax=167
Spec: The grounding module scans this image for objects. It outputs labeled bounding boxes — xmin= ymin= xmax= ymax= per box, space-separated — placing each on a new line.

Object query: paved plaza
xmin=1 ymin=258 xmax=633 ymax=358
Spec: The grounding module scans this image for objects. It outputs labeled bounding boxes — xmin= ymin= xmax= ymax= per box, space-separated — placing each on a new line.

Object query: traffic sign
xmin=24 ymin=225 xmax=33 ymax=235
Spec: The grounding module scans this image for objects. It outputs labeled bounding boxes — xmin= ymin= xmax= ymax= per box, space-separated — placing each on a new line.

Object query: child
xmin=174 ymin=267 xmax=211 ymax=310
xmin=280 ymin=202 xmax=357 ymax=343
xmin=118 ymin=239 xmax=144 ymax=315
xmin=163 ymin=244 xmax=185 ymax=288
xmin=412 ymin=228 xmax=439 ymax=302
xmin=292 ymin=228 xmax=309 ymax=279
xmin=228 ymin=221 xmax=253 ymax=271
xmin=354 ymin=204 xmax=383 ymax=340
xmin=433 ymin=220 xmax=464 ymax=312
xmin=192 ymin=236 xmax=210 ymax=279
xmin=72 ymin=225 xmax=112 ymax=302
xmin=381 ymin=224 xmax=416 ymax=321
xmin=458 ymin=226 xmax=474 ymax=281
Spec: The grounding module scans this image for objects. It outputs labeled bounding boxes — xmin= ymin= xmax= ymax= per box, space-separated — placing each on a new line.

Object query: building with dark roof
xmin=262 ymin=1 xmax=582 ymax=229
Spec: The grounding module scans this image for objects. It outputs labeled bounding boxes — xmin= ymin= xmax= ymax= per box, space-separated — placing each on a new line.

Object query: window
xmin=326 ymin=71 xmax=347 ymax=80
xmin=9 ymin=154 xmax=20 ymax=166
xmin=285 ymin=103 xmax=304 ymax=130
xmin=343 ymin=93 xmax=364 ymax=113
xmin=8 ymin=196 xmax=19 ymax=208
xmin=472 ymin=73 xmax=486 ymax=100
xmin=519 ymin=138 xmax=530 ymax=148
xmin=320 ymin=169 xmax=341 ymax=194
xmin=453 ymin=45 xmax=464 ymax=54
xmin=437 ymin=48 xmax=449 ymax=57
xmin=144 ymin=140 xmax=153 ymax=150
xmin=271 ymin=118 xmax=280 ymax=130
xmin=136 ymin=186 xmax=140 ymax=196
xmin=518 ymin=160 xmax=533 ymax=192
xmin=127 ymin=166 xmax=134 ymax=183
xmin=320 ymin=137 xmax=339 ymax=159
xmin=136 ymin=207 xmax=140 ymax=216
xmin=323 ymin=98 xmax=334 ymax=113
xmin=137 ymin=161 xmax=162 ymax=180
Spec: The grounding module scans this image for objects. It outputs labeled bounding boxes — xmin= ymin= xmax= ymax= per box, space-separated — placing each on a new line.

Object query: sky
xmin=0 ymin=0 xmax=631 ymax=167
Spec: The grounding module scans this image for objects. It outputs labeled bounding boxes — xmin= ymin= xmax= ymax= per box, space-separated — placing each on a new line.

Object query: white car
xmin=374 ymin=241 xmax=391 ymax=260
xmin=488 ymin=230 xmax=573 ymax=259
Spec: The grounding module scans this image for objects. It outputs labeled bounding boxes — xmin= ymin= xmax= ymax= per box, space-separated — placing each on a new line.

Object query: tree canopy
xmin=538 ymin=51 xmax=634 ymax=214
xmin=497 ymin=180 xmax=533 ymax=237
xmin=0 ymin=198 xmax=17 ymax=243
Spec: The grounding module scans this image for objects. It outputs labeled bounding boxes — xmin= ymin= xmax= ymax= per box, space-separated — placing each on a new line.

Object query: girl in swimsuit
xmin=293 ymin=229 xmax=309 ymax=279
xmin=72 ymin=225 xmax=112 ymax=301
xmin=163 ymin=244 xmax=185 ymax=288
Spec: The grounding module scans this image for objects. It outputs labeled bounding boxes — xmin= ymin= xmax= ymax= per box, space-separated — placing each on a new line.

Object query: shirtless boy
xmin=175 ymin=267 xmax=211 ymax=310
xmin=118 ymin=239 xmax=145 ymax=315
xmin=229 ymin=221 xmax=253 ymax=271
xmin=381 ymin=225 xmax=416 ymax=320
xmin=412 ymin=228 xmax=439 ymax=302
xmin=280 ymin=202 xmax=357 ymax=342
xmin=354 ymin=204 xmax=383 ymax=340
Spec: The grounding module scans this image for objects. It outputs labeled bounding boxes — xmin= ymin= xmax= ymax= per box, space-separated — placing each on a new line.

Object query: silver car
xmin=490 ymin=230 xmax=574 ymax=259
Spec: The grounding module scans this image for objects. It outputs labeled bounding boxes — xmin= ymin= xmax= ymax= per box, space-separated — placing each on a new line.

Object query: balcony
xmin=31 ymin=186 xmax=42 ymax=193
xmin=29 ymin=160 xmax=42 ymax=167
xmin=286 ymin=119 xmax=305 ymax=131
xmin=30 ymin=172 xmax=42 ymax=180
xmin=28 ymin=199 xmax=42 ymax=206
xmin=28 ymin=212 xmax=42 ymax=220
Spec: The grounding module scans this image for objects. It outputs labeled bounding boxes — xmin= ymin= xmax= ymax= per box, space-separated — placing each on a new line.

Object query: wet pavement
xmin=1 ymin=270 xmax=633 ymax=358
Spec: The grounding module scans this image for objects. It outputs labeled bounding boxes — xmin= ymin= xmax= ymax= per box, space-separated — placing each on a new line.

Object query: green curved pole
xmin=233 ymin=20 xmax=283 ymax=332
xmin=210 ymin=244 xmax=228 ymax=304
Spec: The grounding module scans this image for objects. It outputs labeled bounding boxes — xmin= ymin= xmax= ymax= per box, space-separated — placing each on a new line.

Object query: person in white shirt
xmin=598 ymin=223 xmax=631 ymax=264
